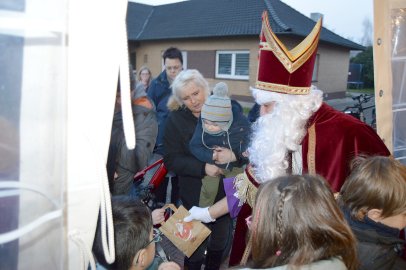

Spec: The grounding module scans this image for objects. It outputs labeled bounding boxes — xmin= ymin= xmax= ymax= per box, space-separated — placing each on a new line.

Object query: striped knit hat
xmin=201 ymin=82 xmax=233 ymax=132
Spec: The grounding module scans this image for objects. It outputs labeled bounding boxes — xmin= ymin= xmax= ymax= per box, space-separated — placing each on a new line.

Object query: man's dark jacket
xmin=147 ymin=70 xmax=171 ymax=155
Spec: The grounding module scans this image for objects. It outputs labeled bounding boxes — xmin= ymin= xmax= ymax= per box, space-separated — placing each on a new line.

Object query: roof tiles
xmin=127 ymin=0 xmax=364 ymax=50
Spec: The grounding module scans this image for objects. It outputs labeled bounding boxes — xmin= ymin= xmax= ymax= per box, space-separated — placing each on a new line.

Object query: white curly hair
xmin=248 ymin=86 xmax=323 ymax=183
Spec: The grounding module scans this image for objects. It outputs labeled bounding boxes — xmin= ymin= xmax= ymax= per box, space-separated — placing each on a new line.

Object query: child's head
xmin=249 ymin=174 xmax=357 ymax=270
xmin=339 ymin=155 xmax=406 ymax=230
xmin=201 ymin=82 xmax=233 ymax=134
xmin=93 ymin=196 xmax=156 ymax=270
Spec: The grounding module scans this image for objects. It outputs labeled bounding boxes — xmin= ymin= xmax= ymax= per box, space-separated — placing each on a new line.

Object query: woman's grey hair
xmin=167 ymin=69 xmax=210 ymax=111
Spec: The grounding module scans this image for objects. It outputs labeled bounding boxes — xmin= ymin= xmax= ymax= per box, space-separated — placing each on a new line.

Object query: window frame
xmin=215 ymin=50 xmax=250 ymax=80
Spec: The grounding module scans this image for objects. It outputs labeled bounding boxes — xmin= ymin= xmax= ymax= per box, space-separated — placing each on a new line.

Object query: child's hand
xmin=214 ymin=147 xmax=237 ymax=164
xmin=205 ymin=163 xmax=224 ymax=177
xmin=152 ymin=208 xmax=165 ymax=225
xmin=212 ymin=150 xmax=218 ymax=161
xmin=158 ymin=261 xmax=181 ymax=270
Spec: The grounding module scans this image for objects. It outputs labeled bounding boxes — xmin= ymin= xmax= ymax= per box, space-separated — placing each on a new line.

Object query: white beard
xmin=248 ymin=87 xmax=323 ymax=183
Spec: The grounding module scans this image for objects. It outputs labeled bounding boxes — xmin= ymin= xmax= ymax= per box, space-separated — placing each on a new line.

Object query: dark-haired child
xmin=93 ymin=197 xmax=179 ymax=270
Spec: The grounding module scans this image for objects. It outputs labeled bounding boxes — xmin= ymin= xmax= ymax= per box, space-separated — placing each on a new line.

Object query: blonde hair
xmin=339 ymin=155 xmax=406 ymax=220
xmin=250 ymin=175 xmax=358 ymax=270
xmin=167 ymin=69 xmax=210 ymax=111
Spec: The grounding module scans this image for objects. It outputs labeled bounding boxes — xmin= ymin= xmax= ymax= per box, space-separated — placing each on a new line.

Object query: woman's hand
xmin=213 ymin=147 xmax=237 ymax=164
xmin=205 ymin=163 xmax=224 ymax=177
xmin=151 ymin=208 xmax=165 ymax=225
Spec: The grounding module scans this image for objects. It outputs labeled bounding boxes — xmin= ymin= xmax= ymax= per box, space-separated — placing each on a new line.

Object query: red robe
xmin=228 ymin=103 xmax=390 ymax=266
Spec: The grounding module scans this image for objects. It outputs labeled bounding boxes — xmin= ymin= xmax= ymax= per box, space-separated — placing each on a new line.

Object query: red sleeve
xmin=303 ymin=108 xmax=390 ymax=192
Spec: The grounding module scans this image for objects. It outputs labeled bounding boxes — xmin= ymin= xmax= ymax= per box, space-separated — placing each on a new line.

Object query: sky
xmin=130 ymin=0 xmax=374 ymax=45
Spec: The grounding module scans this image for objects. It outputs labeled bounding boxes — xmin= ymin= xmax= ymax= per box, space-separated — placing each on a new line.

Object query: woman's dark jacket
xmin=189 ymin=101 xmax=250 ymax=170
xmin=163 ymin=106 xmax=208 ymax=210
xmin=342 ymin=207 xmax=406 ymax=270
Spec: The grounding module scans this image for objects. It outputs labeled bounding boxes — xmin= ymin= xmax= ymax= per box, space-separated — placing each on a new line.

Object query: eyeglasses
xmin=146 ymin=228 xmax=163 ymax=246
xmin=165 ymin=65 xmax=181 ymax=71
xmin=133 ymin=229 xmax=164 ymax=266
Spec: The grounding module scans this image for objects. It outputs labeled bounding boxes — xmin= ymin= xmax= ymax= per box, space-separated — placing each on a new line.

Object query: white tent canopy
xmin=0 ymin=0 xmax=135 ymax=268
xmin=1 ymin=0 xmax=405 ymax=269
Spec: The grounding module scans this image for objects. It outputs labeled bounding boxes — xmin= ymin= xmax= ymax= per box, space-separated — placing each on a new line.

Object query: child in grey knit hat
xmin=189 ymin=82 xmax=251 ymax=207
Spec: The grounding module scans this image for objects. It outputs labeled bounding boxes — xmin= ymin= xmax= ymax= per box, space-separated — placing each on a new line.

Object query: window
xmin=216 ymin=51 xmax=249 ymax=80
xmin=312 ymin=54 xmax=319 ymax=82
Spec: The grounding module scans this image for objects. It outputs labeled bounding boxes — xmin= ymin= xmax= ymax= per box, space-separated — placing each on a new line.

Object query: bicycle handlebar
xmin=352 ymin=94 xmax=373 ymax=104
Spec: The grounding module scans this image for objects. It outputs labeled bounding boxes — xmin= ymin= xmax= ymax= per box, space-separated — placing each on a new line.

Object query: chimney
xmin=310 ymin=12 xmax=323 ymax=22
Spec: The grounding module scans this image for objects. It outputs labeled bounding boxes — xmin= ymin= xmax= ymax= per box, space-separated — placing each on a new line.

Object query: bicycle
xmin=342 ymin=93 xmax=376 ymax=129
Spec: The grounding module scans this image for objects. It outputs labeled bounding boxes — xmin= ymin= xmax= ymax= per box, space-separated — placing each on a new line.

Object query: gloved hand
xmin=183 ymin=206 xmax=215 ymax=223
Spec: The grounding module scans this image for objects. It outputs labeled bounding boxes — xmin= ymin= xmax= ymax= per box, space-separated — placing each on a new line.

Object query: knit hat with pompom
xmin=201 ymin=82 xmax=233 ymax=132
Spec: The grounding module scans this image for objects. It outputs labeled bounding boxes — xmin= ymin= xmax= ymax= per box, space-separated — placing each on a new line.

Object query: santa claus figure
xmin=184 ymin=10 xmax=390 ymax=267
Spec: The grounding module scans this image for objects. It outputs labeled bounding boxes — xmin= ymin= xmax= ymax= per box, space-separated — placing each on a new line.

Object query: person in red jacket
xmin=184 ymin=10 xmax=390 ymax=267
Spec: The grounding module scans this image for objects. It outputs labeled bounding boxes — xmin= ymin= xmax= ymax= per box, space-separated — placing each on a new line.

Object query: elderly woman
xmin=163 ymin=69 xmax=232 ymax=270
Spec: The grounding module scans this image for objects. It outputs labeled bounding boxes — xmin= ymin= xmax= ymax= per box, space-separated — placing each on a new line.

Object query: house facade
xmin=127 ymin=0 xmax=364 ymax=101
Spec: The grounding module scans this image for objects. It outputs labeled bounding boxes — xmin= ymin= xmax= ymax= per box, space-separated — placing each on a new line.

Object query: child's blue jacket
xmin=189 ymin=100 xmax=251 ymax=169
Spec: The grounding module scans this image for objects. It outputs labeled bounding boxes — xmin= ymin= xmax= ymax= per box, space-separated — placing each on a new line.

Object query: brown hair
xmin=338 ymin=155 xmax=406 ymax=220
xmin=137 ymin=66 xmax=152 ymax=85
xmin=250 ymin=174 xmax=357 ymax=270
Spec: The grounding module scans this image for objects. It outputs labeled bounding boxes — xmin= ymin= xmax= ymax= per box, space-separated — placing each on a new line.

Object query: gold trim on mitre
xmin=255 ymin=81 xmax=310 ymax=95
xmin=260 ymin=11 xmax=322 ymax=74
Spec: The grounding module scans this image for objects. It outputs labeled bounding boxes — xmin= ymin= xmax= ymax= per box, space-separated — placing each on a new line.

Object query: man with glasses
xmin=147 ymin=47 xmax=183 ymax=207
xmin=148 ymin=47 xmax=183 ymax=156
xmin=93 ymin=197 xmax=180 ymax=270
